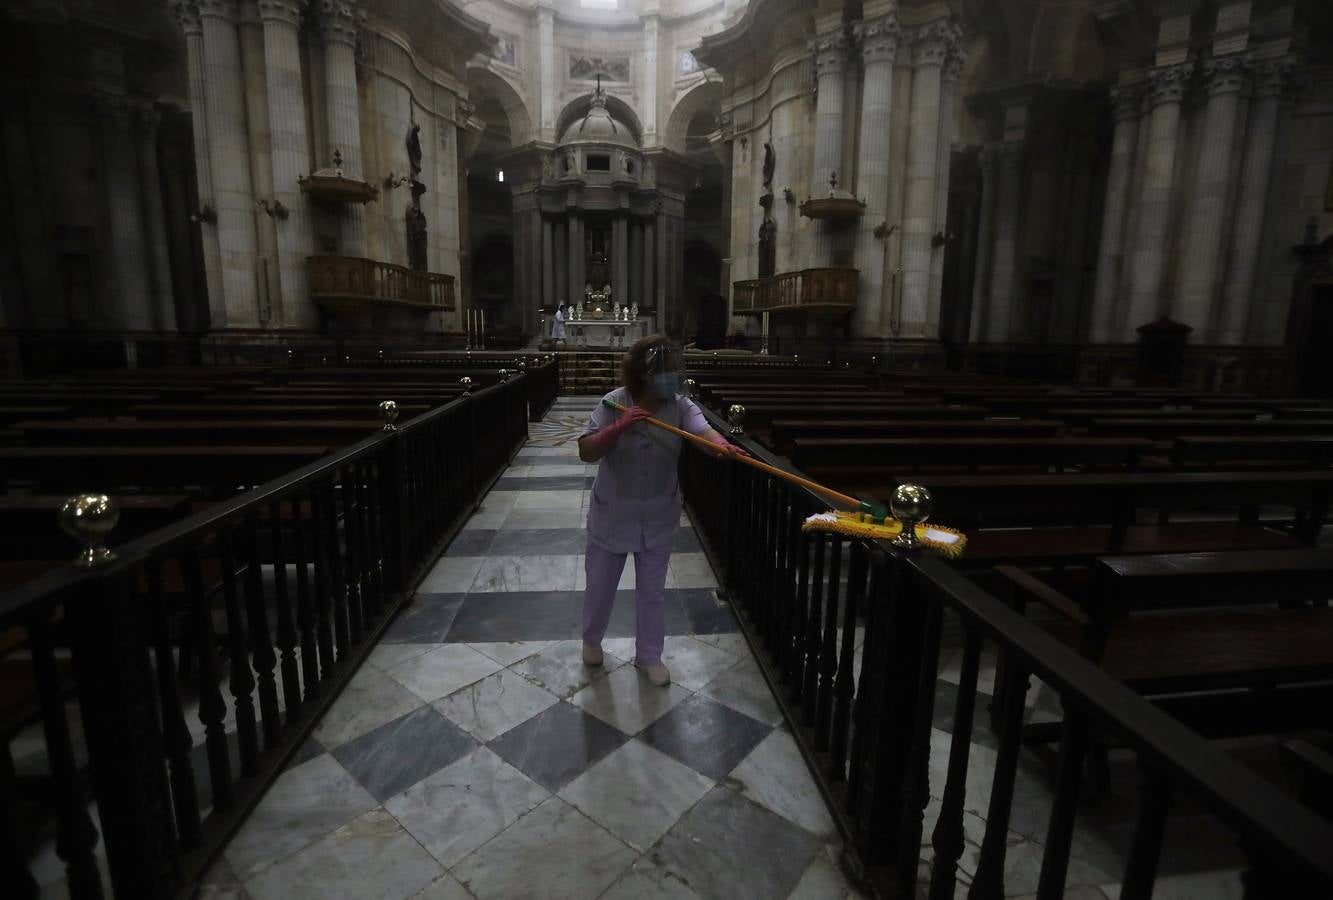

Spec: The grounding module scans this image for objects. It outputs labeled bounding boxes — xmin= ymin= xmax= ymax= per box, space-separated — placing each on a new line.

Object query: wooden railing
xmin=2 ymin=378 xmax=528 ymax=898
xmin=732 ymin=267 xmax=857 ymax=313
xmin=307 ymin=256 xmax=455 ymax=310
xmin=680 ymin=403 xmax=1333 ymax=899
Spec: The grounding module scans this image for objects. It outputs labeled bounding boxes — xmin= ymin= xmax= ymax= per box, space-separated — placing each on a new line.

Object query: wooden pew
xmin=0 ymin=446 xmax=330 ymax=493
xmin=792 ymin=436 xmax=1150 ymax=472
xmin=13 ymin=419 xmax=382 ymax=447
xmin=127 ymin=403 xmax=432 ymax=420
xmin=1170 ymin=436 xmax=1333 ymax=470
xmin=1090 ymin=418 xmax=1333 ymax=439
xmin=768 ymin=419 xmax=1063 ymax=452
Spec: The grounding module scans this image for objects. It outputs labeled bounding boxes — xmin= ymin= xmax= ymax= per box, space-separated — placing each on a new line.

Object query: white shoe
xmin=638 ymin=661 xmax=671 ymax=686
xmin=582 ymin=642 xmax=604 ymax=666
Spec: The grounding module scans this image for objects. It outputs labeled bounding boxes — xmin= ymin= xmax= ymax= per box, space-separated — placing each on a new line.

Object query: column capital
xmin=912 ymin=19 xmax=961 ymax=68
xmin=1146 ymin=61 xmax=1193 ymax=106
xmin=1201 ymin=54 xmax=1248 ymax=95
xmin=997 ymin=140 xmax=1025 ymax=169
xmin=316 ymin=0 xmax=363 ymax=46
xmin=1252 ymin=55 xmax=1298 ymax=98
xmin=195 ymin=0 xmax=239 ymax=23
xmin=170 ymin=0 xmax=204 ymax=35
xmin=96 ymin=93 xmax=139 ymax=129
xmin=942 ymin=45 xmax=966 ymax=83
xmin=853 ymin=15 xmax=901 ymax=66
xmin=134 ymin=103 xmax=163 ymax=134
xmin=1109 ymin=83 xmax=1144 ymax=120
xmin=808 ymin=30 xmax=851 ymax=78
xmin=978 ymin=141 xmax=1001 ymax=170
xmin=257 ymin=0 xmax=307 ymax=28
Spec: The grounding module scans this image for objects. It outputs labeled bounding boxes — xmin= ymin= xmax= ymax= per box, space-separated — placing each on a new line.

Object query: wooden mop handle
xmin=600 ymin=399 xmax=868 ymax=513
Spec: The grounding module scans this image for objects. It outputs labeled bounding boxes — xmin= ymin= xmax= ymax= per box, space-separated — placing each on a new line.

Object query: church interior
xmin=5 ymin=1 xmax=1333 ymax=899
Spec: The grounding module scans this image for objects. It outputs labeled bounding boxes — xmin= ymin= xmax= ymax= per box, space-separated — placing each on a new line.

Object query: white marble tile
xmin=223 ymin=754 xmax=378 ymax=879
xmin=698 ymin=657 xmax=784 ymax=726
xmin=471 ymin=555 xmax=582 ymax=592
xmin=501 ymin=464 xmax=532 ymax=478
xmin=598 ymin=857 xmax=703 ymax=900
xmin=368 ymin=642 xmax=438 ymax=670
xmin=937 ymin=644 xmax=999 ymax=697
xmin=669 ymin=552 xmax=720 ymax=589
xmin=384 ymin=746 xmax=549 ymax=868
xmin=408 ymin=873 xmax=474 ymax=900
xmin=601 ymin=637 xmax=639 ymax=661
xmin=501 ymin=506 xmax=588 ymax=529
xmin=384 ymin=644 xmax=503 ymax=703
xmin=452 ymin=797 xmax=636 ymax=900
xmin=1007 ymin=889 xmax=1111 ymax=900
xmin=433 ymin=668 xmax=559 ymax=742
xmin=693 ymin=632 xmax=752 ymax=657
xmin=511 ymin=639 xmax=628 ymax=698
xmin=467 ymin=640 xmax=553 ymax=666
xmin=524 ymin=464 xmax=588 ymax=477
xmin=728 ymin=729 xmax=835 ymax=839
xmin=418 ymin=556 xmax=485 ymax=593
xmin=559 ymin=739 xmax=714 ymax=852
xmin=513 ymin=490 xmax=584 ymax=510
xmin=661 ymin=635 xmax=741 ymax=691
xmin=789 ymin=845 xmax=870 ymax=900
xmin=242 ymin=808 xmax=443 ymax=900
xmin=462 ymin=506 xmax=508 ymax=530
xmin=570 ymin=664 xmax=693 ymax=734
xmin=312 ymin=664 xmax=427 ymax=749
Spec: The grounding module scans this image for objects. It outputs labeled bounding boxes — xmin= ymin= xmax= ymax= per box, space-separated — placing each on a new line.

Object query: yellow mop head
xmin=802 ymin=510 xmax=967 ymax=559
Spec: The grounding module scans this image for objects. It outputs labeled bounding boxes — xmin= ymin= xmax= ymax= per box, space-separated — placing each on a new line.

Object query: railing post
xmin=379 ymin=415 xmax=412 ymax=595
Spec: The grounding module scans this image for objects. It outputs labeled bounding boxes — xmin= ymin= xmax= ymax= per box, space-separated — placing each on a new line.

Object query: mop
xmin=600 ymin=399 xmax=966 ymax=558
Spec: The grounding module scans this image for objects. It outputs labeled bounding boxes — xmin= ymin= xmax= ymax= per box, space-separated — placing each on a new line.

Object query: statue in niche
xmin=406 ymin=205 xmax=428 ymax=271
xmin=542 ymin=155 xmax=554 ymax=180
xmin=406 ymin=121 xmax=422 ymax=179
xmin=564 ymin=149 xmax=577 ymax=174
xmin=758 ymin=216 xmax=776 ymax=278
xmin=762 ymin=142 xmax=775 ymax=191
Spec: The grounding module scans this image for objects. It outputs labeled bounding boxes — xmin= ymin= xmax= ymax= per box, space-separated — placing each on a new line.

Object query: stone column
xmin=968 ymin=143 xmax=998 ymax=342
xmin=642 ymin=15 xmax=659 ymax=145
xmin=898 ymin=21 xmax=951 ymax=337
xmin=542 ymin=217 xmax=554 ymax=306
xmin=809 ymin=30 xmax=849 ymax=267
xmin=629 ymin=221 xmax=643 ymax=305
xmin=317 ymin=0 xmax=366 ymax=256
xmin=927 ymin=45 xmax=963 ymax=332
xmin=259 ymin=0 xmax=315 ymax=328
xmin=984 ymin=141 xmax=1025 ymax=342
xmin=171 ymin=0 xmax=226 ymax=328
xmin=1088 ymin=85 xmax=1143 ymax=343
xmin=134 ymin=106 xmax=178 ymax=332
xmin=1218 ymin=57 xmax=1291 ymax=345
xmin=554 ymin=219 xmax=567 ymax=306
xmin=851 ymin=14 xmax=901 ymax=338
xmin=99 ymin=96 xmax=155 ymax=331
xmin=1123 ymin=62 xmax=1191 ymax=339
xmin=567 ymin=213 xmax=584 ymax=305
xmin=643 ymin=216 xmax=656 ymax=309
xmin=537 ymin=6 xmax=555 ymax=141
xmin=198 ymin=0 xmax=260 ymax=327
xmin=613 ymin=215 xmax=628 ymax=307
xmin=1173 ymin=56 xmax=1247 ymax=334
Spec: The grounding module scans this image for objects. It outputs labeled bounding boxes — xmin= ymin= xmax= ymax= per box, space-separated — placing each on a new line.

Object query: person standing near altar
xmin=552 ymin=303 xmax=567 ymax=339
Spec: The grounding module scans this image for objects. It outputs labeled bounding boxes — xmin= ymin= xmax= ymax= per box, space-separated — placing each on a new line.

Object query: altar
xmin=567 ymin=316 xmax=650 ymax=348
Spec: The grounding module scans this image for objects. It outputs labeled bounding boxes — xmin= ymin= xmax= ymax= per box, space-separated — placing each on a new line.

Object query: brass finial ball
xmin=499 ymin=368 xmax=510 ymax=383
xmin=460 ymin=376 xmax=473 ymax=395
xmin=59 ymin=494 xmax=119 ymax=567
xmin=378 ymin=400 xmax=399 ymax=431
xmin=727 ymin=403 xmax=746 ymax=435
xmin=890 ymin=484 xmax=933 ymax=526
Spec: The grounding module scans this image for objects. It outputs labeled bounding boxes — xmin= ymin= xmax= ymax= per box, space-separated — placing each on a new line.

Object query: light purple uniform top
xmin=581 ymin=387 xmax=710 ymax=554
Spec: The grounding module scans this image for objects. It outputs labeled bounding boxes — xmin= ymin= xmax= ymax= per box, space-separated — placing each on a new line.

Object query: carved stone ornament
xmin=1109 ymin=84 xmax=1144 ymax=121
xmin=762 ymin=141 xmax=775 ymax=190
xmin=317 ymin=0 xmax=363 ymax=45
xmin=997 ymin=140 xmax=1025 ymax=169
xmin=1201 ymin=55 xmax=1248 ymax=96
xmin=808 ymin=31 xmax=850 ymax=78
xmin=854 ymin=15 xmax=902 ymax=66
xmin=1147 ymin=62 xmax=1194 ymax=106
xmin=170 ymin=0 xmax=204 ymax=34
xmin=195 ymin=0 xmax=240 ymax=21
xmin=256 ymin=0 xmax=305 ymax=27
xmin=913 ymin=19 xmax=959 ymax=68
xmin=1253 ymin=56 xmax=1298 ymax=98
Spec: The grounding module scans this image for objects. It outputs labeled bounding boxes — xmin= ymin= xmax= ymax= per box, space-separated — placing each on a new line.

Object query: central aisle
xmin=200 ymin=396 xmax=861 ymax=900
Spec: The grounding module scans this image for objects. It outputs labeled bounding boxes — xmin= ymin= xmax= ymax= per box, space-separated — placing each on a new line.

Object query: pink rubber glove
xmin=709 ymin=435 xmax=749 ymax=460
xmin=585 ymin=406 xmax=650 ymax=453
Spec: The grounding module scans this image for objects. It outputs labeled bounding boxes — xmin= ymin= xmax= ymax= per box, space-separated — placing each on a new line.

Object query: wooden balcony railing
xmin=732 ymin=267 xmax=857 ymax=313
xmin=308 ymin=256 xmax=456 ymax=311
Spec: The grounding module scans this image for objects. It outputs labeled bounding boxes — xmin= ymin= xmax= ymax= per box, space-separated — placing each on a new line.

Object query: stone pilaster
xmin=171 ymin=0 xmax=226 ymax=328
xmin=613 ymin=215 xmax=628 ymax=308
xmin=99 ymin=95 xmax=155 ymax=331
xmin=317 ymin=0 xmax=366 ymax=256
xmin=197 ymin=0 xmax=261 ymax=327
xmin=851 ymin=14 xmax=901 ymax=338
xmin=984 ymin=140 xmax=1024 ymax=342
xmin=899 ymin=20 xmax=953 ymax=337
xmin=567 ymin=214 xmax=584 ymax=305
xmin=642 ymin=217 xmax=655 ymax=308
xmin=927 ymin=43 xmax=964 ymax=333
xmin=1218 ymin=56 xmax=1294 ymax=344
xmin=134 ymin=105 xmax=178 ymax=331
xmin=1122 ymin=61 xmax=1192 ymax=339
xmin=642 ymin=14 xmax=659 ymax=145
xmin=1088 ymin=84 xmax=1143 ymax=343
xmin=968 ymin=143 xmax=998 ymax=342
xmin=809 ymin=29 xmax=850 ymax=267
xmin=537 ymin=6 xmax=555 ymax=142
xmin=1173 ymin=55 xmax=1248 ymax=334
xmin=629 ymin=222 xmax=643 ymax=306
xmin=542 ymin=217 xmax=554 ymax=306
xmin=259 ymin=0 xmax=315 ymax=328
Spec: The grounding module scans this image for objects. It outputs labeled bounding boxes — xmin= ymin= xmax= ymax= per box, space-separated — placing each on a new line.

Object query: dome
xmin=559 ymin=86 xmax=638 ymax=148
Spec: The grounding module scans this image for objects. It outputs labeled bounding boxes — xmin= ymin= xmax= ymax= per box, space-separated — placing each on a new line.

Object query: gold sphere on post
xmin=460 ymin=376 xmax=473 ymax=396
xmin=58 ymin=494 xmax=119 ymax=568
xmin=727 ymin=403 xmax=746 ymax=435
xmin=686 ymin=378 xmax=698 ymax=399
xmin=498 ymin=368 xmax=510 ymax=383
xmin=889 ymin=484 xmax=933 ymax=550
xmin=378 ymin=399 xmax=399 ymax=432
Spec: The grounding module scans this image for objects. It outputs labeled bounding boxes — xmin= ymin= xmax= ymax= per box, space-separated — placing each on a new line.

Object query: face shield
xmin=643 ymin=341 xmax=684 ymax=399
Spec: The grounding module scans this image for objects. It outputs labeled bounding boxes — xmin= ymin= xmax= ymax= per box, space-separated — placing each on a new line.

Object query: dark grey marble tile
xmin=286 ymin=735 xmax=327 ymax=771
xmin=606 ymin=589 xmax=691 ymax=638
xmin=648 ymin=786 xmax=821 ymax=900
xmin=331 ymin=706 xmax=478 ymax=802
xmin=678 ymin=588 xmax=740 ymax=635
xmin=444 ymin=529 xmax=497 ymax=557
xmin=639 ymin=694 xmax=772 ymax=781
xmin=671 ymin=528 xmax=703 ymax=553
xmin=487 ymin=527 xmax=590 ymax=556
xmin=526 ymin=456 xmax=585 ymax=467
xmin=384 ymin=594 xmax=465 ymax=643
xmin=932 ymin=678 xmax=1000 ymax=751
xmin=488 ymin=701 xmax=628 ymax=791
xmin=497 ymin=475 xmax=590 ymax=491
xmin=446 ymin=591 xmax=583 ymax=643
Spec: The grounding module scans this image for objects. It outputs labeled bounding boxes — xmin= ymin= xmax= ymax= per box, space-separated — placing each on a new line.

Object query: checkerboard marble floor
xmin=199 ymin=397 xmax=864 ymax=900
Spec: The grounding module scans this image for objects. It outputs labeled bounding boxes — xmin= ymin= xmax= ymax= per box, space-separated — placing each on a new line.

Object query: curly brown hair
xmin=621 ymin=334 xmax=680 ymax=398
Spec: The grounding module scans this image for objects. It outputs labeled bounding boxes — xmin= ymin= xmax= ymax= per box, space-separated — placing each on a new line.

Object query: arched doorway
xmin=472 ymin=235 xmax=513 ymax=329
xmin=684 ymin=241 xmax=723 ymax=347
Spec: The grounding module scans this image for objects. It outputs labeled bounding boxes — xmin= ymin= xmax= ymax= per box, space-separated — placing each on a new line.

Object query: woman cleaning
xmin=551 ymin=303 xmax=568 ymax=341
xmin=578 ymin=336 xmax=740 ymax=685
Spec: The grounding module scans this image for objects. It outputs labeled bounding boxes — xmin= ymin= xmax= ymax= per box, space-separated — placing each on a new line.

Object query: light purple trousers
xmin=582 ymin=542 xmax=672 ymax=665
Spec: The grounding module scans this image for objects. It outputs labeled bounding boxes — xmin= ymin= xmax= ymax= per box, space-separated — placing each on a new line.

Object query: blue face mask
xmin=651 ymin=372 xmax=682 ymax=398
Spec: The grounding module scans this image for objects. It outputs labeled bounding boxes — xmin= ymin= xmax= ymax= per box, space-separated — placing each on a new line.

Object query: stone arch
xmin=465 ymin=66 xmax=531 ymax=147
xmin=555 ymin=93 xmax=643 ymax=145
xmin=662 ymin=79 xmax=724 ymax=155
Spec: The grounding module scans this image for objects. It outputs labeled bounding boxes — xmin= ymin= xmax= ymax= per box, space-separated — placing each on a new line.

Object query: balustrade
xmin=307 ymin=256 xmax=455 ymax=310
xmin=731 ymin=267 xmax=858 ymax=313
